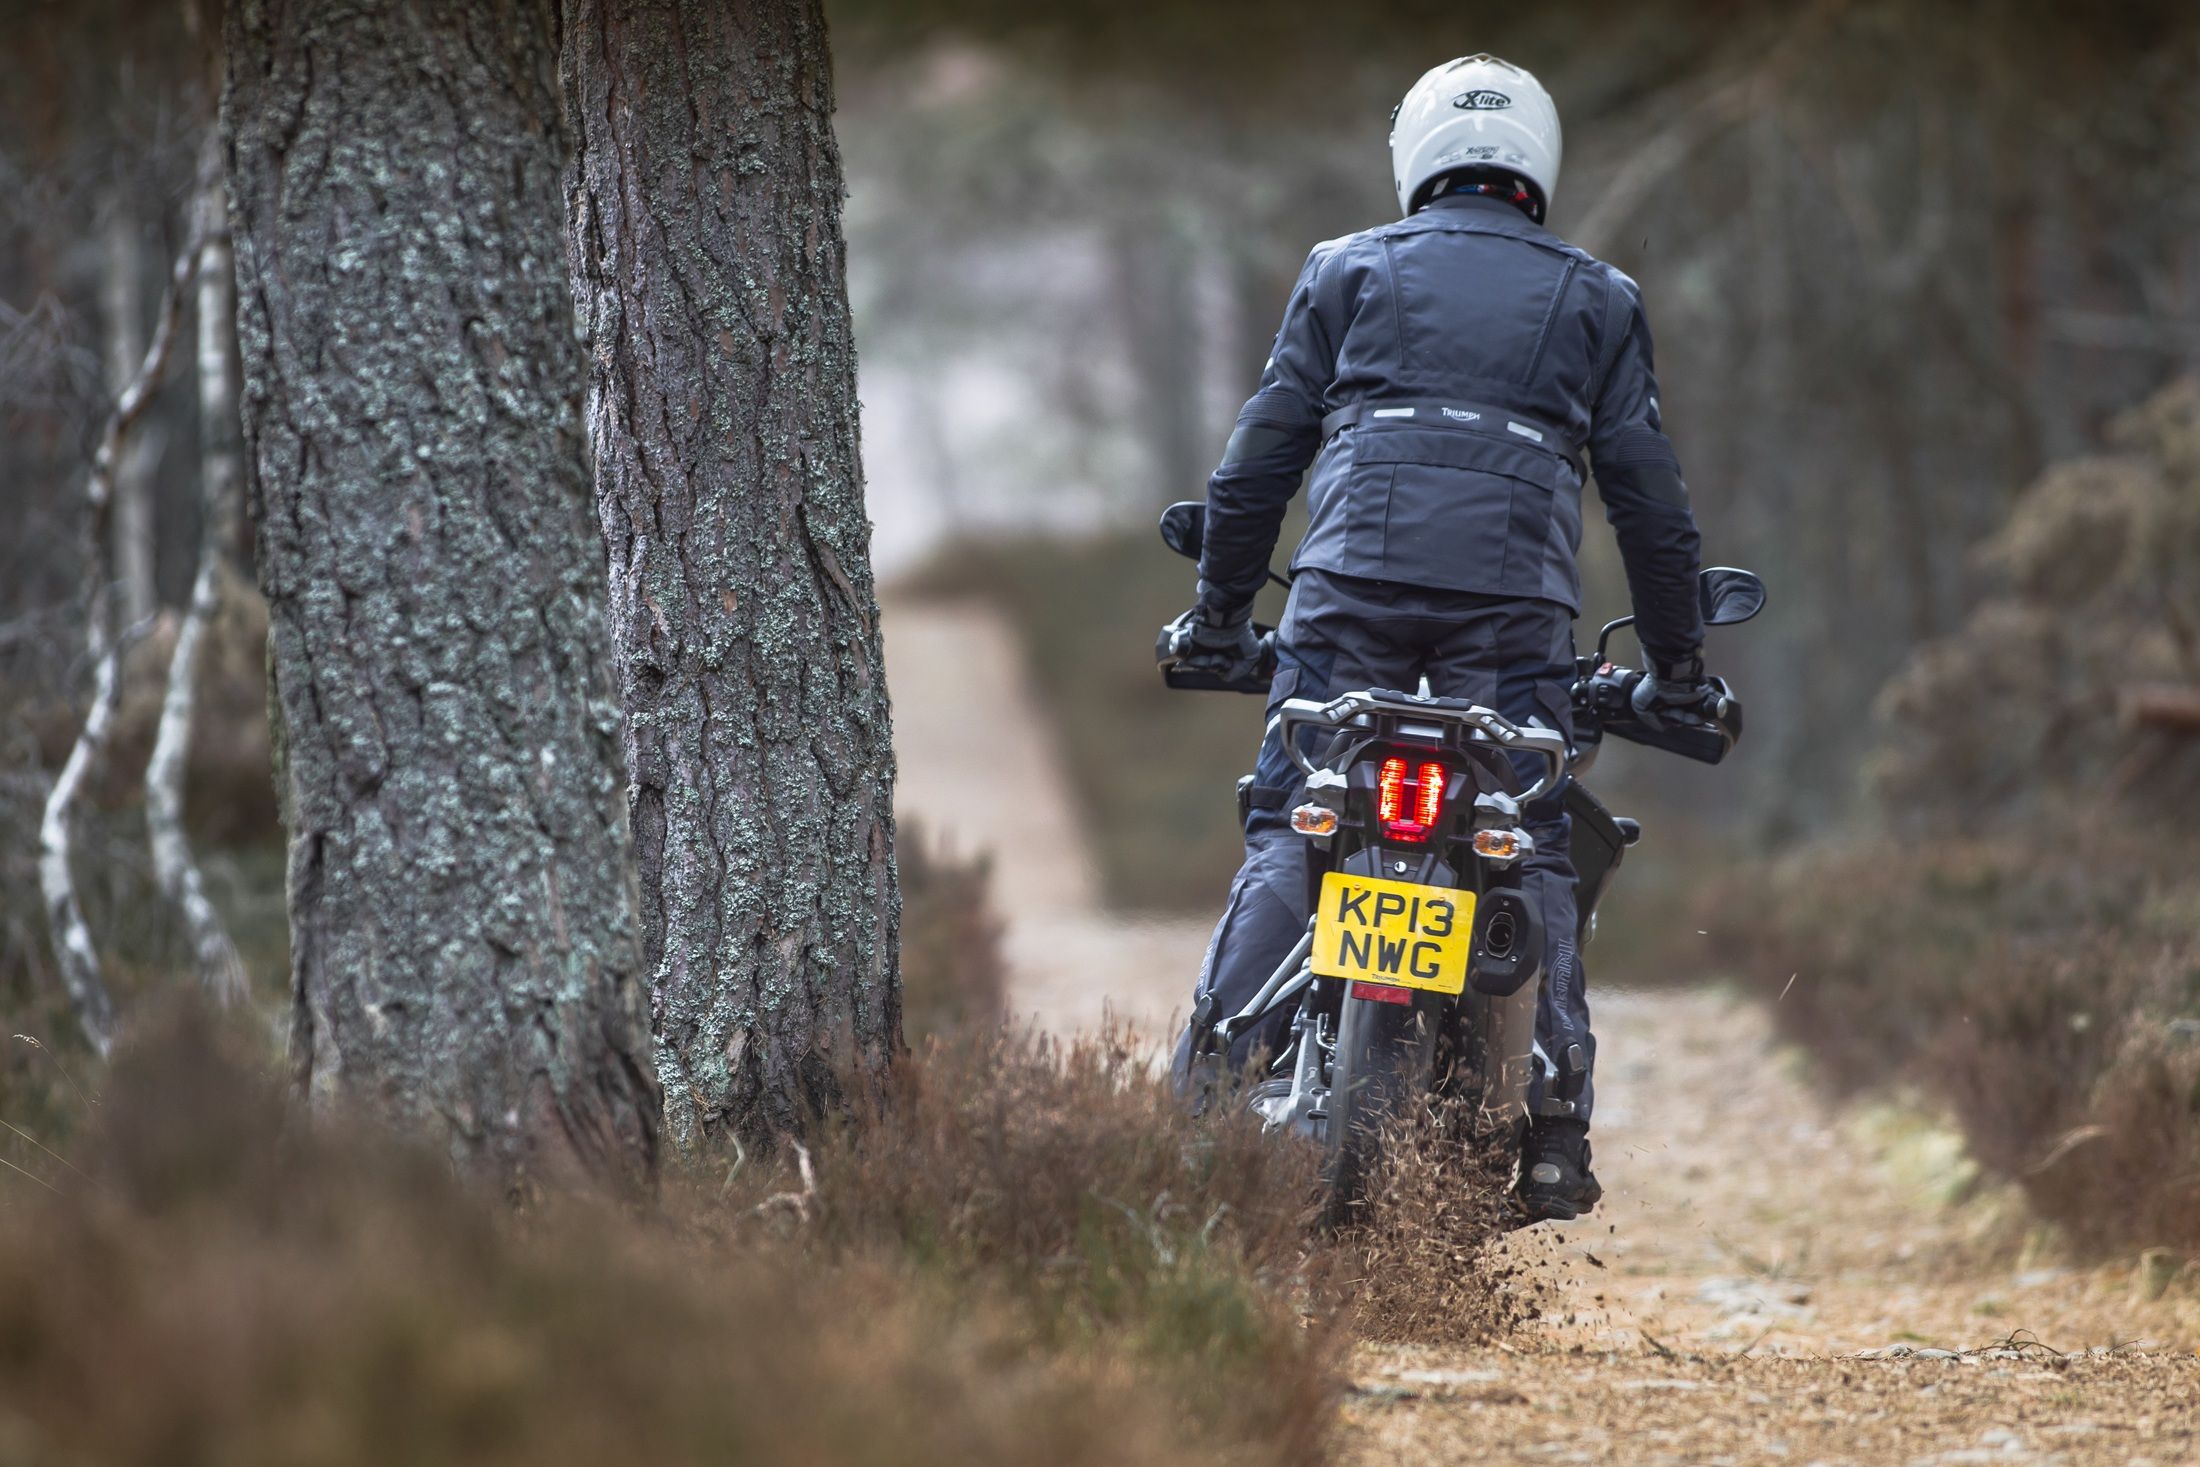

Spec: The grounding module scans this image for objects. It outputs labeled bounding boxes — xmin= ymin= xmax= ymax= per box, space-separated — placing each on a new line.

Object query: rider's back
xmin=1283 ymin=192 xmax=1653 ymax=614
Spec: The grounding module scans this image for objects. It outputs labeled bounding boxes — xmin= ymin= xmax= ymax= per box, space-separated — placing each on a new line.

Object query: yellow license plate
xmin=1310 ymin=872 xmax=1475 ymax=995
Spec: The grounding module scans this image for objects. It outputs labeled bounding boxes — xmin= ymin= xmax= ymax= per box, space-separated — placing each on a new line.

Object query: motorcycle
xmin=1154 ymin=500 xmax=1764 ymax=1223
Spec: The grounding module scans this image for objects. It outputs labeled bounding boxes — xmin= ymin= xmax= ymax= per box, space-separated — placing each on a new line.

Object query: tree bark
xmin=561 ymin=0 xmax=899 ymax=1149
xmin=146 ymin=130 xmax=248 ymax=1008
xmin=224 ymin=0 xmax=659 ymax=1194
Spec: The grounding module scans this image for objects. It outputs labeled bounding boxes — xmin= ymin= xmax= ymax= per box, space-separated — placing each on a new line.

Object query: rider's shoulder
xmin=1526 ymin=224 xmax=1633 ymax=286
xmin=1300 ymin=232 xmax=1354 ymax=276
xmin=1545 ymin=235 xmax=1646 ymax=311
xmin=1576 ymin=247 xmax=1640 ymax=294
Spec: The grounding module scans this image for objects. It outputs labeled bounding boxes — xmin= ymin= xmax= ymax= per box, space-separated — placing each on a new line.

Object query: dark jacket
xmin=1198 ymin=192 xmax=1705 ymax=663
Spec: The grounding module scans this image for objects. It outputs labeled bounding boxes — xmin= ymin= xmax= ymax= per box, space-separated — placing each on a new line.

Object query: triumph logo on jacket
xmin=1451 ymin=89 xmax=1512 ymax=110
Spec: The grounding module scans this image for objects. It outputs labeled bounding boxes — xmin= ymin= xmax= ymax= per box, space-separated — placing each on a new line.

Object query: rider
xmin=1169 ymin=55 xmax=1716 ymax=1221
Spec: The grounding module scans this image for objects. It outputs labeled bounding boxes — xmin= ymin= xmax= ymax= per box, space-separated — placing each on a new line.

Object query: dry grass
xmin=0 ymin=1003 xmax=1380 ymax=1467
xmin=759 ymin=1026 xmax=1338 ymax=1461
xmin=0 ymin=1008 xmax=1212 ymax=1467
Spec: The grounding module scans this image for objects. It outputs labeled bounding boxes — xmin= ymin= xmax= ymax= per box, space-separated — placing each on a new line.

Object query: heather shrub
xmin=1710 ymin=841 xmax=2200 ymax=1252
xmin=769 ymin=1028 xmax=1336 ymax=1462
xmin=1706 ymin=379 xmax=2200 ymax=1256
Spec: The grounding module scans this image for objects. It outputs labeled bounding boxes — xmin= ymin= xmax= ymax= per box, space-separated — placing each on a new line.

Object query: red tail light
xmin=1377 ymin=757 xmax=1408 ymax=826
xmin=1376 ymin=756 xmax=1447 ymax=843
xmin=1416 ymin=761 xmax=1444 ymax=829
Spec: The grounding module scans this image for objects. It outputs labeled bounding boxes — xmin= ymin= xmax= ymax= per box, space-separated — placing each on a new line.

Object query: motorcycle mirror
xmin=1698 ymin=566 xmax=1767 ymax=627
xmin=1158 ymin=501 xmax=1205 ymax=561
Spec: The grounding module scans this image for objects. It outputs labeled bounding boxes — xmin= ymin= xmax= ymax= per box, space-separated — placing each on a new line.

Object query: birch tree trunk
xmin=224 ymin=0 xmax=659 ymax=1193
xmin=40 ymin=234 xmax=203 ymax=1055
xmin=145 ymin=132 xmax=247 ymax=1007
xmin=100 ymin=196 xmax=164 ymax=626
xmin=561 ymin=0 xmax=900 ymax=1149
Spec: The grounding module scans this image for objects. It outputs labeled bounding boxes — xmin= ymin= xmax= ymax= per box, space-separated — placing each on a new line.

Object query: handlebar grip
xmin=1578 ymin=669 xmax=1742 ymax=764
xmin=1155 ymin=625 xmax=1278 ymax=695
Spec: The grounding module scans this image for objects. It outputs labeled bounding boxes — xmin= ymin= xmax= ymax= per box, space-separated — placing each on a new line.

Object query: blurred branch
xmin=2040 ymin=309 xmax=2196 ymax=354
xmin=0 ymin=296 xmax=102 ymax=414
xmin=0 ymin=607 xmax=72 ymax=656
xmin=1572 ymin=0 xmax=1851 ymax=259
xmin=39 ymin=224 xmax=205 ymax=1056
xmin=2119 ymin=685 xmax=2200 ymax=737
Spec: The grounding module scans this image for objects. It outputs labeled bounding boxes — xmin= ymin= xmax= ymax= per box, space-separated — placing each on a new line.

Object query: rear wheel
xmin=1321 ymin=990 xmax=1437 ymax=1228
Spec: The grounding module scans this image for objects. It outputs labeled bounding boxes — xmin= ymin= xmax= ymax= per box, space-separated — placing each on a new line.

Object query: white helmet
xmin=1389 ymin=55 xmax=1562 ymax=219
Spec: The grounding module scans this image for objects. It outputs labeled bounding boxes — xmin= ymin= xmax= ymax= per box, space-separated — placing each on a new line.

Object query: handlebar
xmin=1157 ymin=627 xmax=1743 ymax=769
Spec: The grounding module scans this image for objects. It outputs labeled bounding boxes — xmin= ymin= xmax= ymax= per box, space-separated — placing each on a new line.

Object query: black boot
xmin=1517 ymin=1116 xmax=1602 ymax=1221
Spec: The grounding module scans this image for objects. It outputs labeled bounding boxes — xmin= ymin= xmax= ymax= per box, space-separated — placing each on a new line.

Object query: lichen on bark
xmin=560 ymin=0 xmax=900 ymax=1149
xmin=224 ymin=0 xmax=660 ymax=1194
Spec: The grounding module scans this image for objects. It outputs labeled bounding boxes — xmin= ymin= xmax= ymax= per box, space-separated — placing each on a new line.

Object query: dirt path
xmin=1346 ymin=986 xmax=2200 ymax=1465
xmin=882 ymin=596 xmax=2200 ymax=1466
xmin=882 ymin=598 xmax=1207 ymax=1040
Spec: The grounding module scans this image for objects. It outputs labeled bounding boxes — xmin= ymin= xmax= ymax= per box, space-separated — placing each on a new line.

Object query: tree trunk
xmin=224 ymin=0 xmax=659 ymax=1194
xmin=561 ymin=0 xmax=899 ymax=1149
xmin=146 ymin=129 xmax=248 ymax=1008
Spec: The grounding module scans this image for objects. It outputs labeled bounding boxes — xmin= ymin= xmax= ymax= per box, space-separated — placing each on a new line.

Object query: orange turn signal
xmin=1472 ymin=829 xmax=1522 ymax=859
xmin=1290 ymin=804 xmax=1339 ymax=836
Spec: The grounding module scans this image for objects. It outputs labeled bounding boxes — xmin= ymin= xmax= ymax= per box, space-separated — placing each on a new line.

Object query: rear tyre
xmin=1321 ymin=991 xmax=1437 ymax=1229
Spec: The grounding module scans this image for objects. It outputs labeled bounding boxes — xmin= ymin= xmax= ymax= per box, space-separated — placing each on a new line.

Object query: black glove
xmin=1162 ymin=594 xmax=1266 ymax=685
xmin=1629 ymin=651 xmax=1715 ymax=732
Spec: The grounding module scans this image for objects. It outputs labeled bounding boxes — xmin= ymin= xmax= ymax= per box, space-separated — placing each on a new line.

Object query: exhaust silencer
xmin=1469 ymin=888 xmax=1544 ymax=996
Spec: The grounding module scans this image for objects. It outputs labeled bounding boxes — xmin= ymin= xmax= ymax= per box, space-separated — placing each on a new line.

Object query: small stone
xmin=1348 ymin=1382 xmax=1418 ymax=1402
xmin=1617 ymin=1379 xmax=1708 ymax=1391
